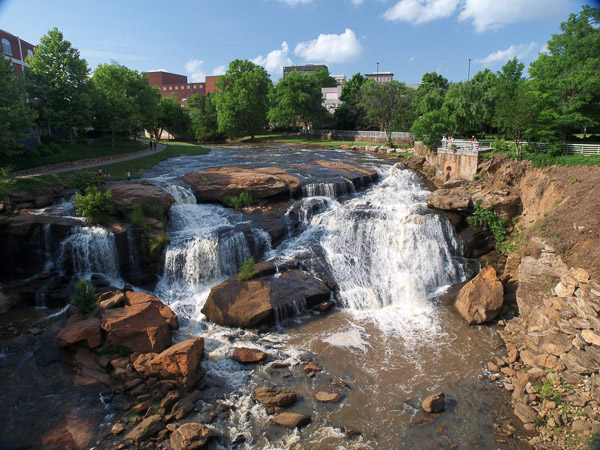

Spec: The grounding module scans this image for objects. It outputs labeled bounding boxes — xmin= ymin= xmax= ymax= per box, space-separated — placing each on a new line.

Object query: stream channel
xmin=2 ymin=144 xmax=519 ymax=449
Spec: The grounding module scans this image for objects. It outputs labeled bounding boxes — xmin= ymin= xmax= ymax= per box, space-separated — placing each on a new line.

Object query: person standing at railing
xmin=442 ymin=136 xmax=448 ymax=148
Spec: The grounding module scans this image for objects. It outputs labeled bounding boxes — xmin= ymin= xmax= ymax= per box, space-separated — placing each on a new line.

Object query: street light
xmin=377 ymin=62 xmax=379 ymax=74
xmin=468 ymin=58 xmax=471 ymax=81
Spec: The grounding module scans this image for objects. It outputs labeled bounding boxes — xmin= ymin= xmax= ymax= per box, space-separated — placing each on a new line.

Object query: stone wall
xmin=412 ymin=142 xmax=479 ymax=181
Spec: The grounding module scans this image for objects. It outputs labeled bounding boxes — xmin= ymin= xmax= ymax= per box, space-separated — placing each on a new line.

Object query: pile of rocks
xmin=492 ymin=267 xmax=600 ymax=446
xmin=350 ymin=145 xmax=399 ymax=155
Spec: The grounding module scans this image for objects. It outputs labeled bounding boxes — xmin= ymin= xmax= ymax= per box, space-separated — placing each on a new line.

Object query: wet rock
xmin=253 ymin=387 xmax=297 ymax=407
xmin=124 ymin=291 xmax=179 ymax=330
xmin=304 ymin=362 xmax=323 ymax=374
xmin=231 ymin=347 xmax=268 ymax=364
xmin=41 ymin=413 xmax=94 ymax=449
xmin=29 ymin=327 xmax=42 ymax=335
xmin=111 ymin=183 xmax=175 ymax=217
xmin=404 ymin=156 xmax=426 ymax=170
xmin=315 ymin=392 xmax=343 ymax=403
xmin=125 ymin=414 xmax=164 ymax=443
xmin=111 ymin=423 xmax=125 ymax=435
xmin=454 ymin=266 xmax=504 ymax=325
xmin=170 ymin=423 xmax=211 ymax=450
xmin=426 ymin=187 xmax=471 ymax=211
xmin=422 ymin=392 xmax=445 ymax=413
xmin=332 ymin=378 xmax=351 ymax=389
xmin=99 ymin=292 xmax=125 ymax=309
xmin=270 ymin=412 xmax=311 ymax=428
xmin=160 ymin=390 xmax=181 ymax=410
xmin=57 ymin=317 xmax=102 ymax=349
xmin=171 ymin=390 xmax=202 ymax=420
xmin=202 ymin=262 xmax=331 ymax=328
xmin=132 ymin=337 xmax=204 ymax=388
xmin=410 ymin=415 xmax=435 ymax=427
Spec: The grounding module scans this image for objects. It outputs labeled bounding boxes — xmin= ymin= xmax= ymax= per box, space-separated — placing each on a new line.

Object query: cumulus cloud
xmin=212 ymin=65 xmax=226 ymax=76
xmin=383 ymin=0 xmax=459 ymax=23
xmin=474 ymin=42 xmax=539 ymax=66
xmin=275 ymin=0 xmax=313 ymax=5
xmin=294 ymin=29 xmax=362 ymax=63
xmin=253 ymin=42 xmax=293 ymax=78
xmin=184 ymin=59 xmax=207 ymax=82
xmin=459 ymin=0 xmax=570 ymax=32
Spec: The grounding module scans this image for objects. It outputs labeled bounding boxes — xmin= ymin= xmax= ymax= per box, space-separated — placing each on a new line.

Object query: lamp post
xmin=468 ymin=58 xmax=471 ymax=81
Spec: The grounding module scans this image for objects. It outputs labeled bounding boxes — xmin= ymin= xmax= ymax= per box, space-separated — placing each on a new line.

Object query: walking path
xmin=15 ymin=141 xmax=167 ymax=178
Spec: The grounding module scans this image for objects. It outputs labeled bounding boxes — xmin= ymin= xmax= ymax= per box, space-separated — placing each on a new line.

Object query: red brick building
xmin=1 ymin=29 xmax=35 ymax=76
xmin=146 ymin=71 xmax=219 ymax=107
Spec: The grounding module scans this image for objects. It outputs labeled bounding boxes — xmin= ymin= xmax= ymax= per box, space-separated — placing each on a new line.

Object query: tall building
xmin=1 ymin=29 xmax=35 ymax=76
xmin=332 ymin=74 xmax=346 ymax=87
xmin=365 ymin=71 xmax=394 ymax=84
xmin=283 ymin=64 xmax=328 ymax=77
xmin=146 ymin=71 xmax=219 ymax=107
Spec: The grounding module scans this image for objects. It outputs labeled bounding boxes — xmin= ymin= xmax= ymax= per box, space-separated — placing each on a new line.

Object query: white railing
xmin=313 ymin=129 xmax=413 ymax=139
xmin=440 ymin=139 xmax=493 ymax=152
xmin=513 ymin=142 xmax=600 ymax=156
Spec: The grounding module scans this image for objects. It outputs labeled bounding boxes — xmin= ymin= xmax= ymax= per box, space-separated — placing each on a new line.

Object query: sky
xmin=0 ymin=0 xmax=597 ymax=84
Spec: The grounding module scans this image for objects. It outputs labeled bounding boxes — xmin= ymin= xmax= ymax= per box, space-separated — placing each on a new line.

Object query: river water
xmin=11 ymin=144 xmax=518 ymax=448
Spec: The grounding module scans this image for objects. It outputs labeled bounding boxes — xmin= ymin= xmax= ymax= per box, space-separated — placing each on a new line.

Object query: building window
xmin=169 ymin=87 xmax=172 ymax=91
xmin=27 ymin=49 xmax=33 ymax=58
xmin=181 ymin=86 xmax=185 ymax=90
xmin=175 ymin=86 xmax=178 ymax=90
xmin=163 ymin=87 xmax=167 ymax=91
xmin=2 ymin=39 xmax=12 ymax=56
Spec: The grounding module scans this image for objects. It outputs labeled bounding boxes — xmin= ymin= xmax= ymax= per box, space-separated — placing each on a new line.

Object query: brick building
xmin=146 ymin=71 xmax=219 ymax=107
xmin=365 ymin=71 xmax=394 ymax=84
xmin=283 ymin=64 xmax=328 ymax=77
xmin=1 ymin=29 xmax=35 ymax=76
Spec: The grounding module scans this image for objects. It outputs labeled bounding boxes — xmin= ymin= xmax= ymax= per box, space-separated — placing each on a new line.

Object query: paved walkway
xmin=15 ymin=141 xmax=167 ymax=178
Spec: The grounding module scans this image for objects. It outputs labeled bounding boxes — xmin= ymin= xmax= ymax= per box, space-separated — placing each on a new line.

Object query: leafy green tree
xmin=71 ymin=279 xmax=97 ymax=314
xmin=469 ymin=69 xmax=498 ymax=135
xmin=413 ymin=72 xmax=449 ymax=117
xmin=25 ymin=28 xmax=91 ymax=143
xmin=188 ymin=92 xmax=222 ymax=141
xmin=529 ymin=5 xmax=600 ymax=141
xmin=359 ymin=81 xmax=414 ymax=142
xmin=269 ymin=70 xmax=326 ymax=139
xmin=215 ymin=59 xmax=271 ymax=139
xmin=151 ymin=95 xmax=190 ymax=140
xmin=0 ymin=58 xmax=35 ymax=157
xmin=0 ymin=166 xmax=16 ymax=213
xmin=334 ymin=73 xmax=368 ymax=129
xmin=313 ymin=67 xmax=337 ymax=88
xmin=411 ymin=109 xmax=450 ymax=148
xmin=73 ymin=186 xmax=113 ymax=223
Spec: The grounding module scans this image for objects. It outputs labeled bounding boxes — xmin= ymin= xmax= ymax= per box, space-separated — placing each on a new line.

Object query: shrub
xmin=238 ymin=256 xmax=258 ymax=282
xmin=467 ymin=200 xmax=510 ymax=253
xmin=69 ymin=170 xmax=100 ymax=193
xmin=129 ymin=203 xmax=147 ymax=228
xmin=72 ymin=279 xmax=97 ymax=314
xmin=148 ymin=232 xmax=168 ymax=261
xmin=548 ymin=142 xmax=564 ymax=157
xmin=73 ymin=186 xmax=113 ymax=223
xmin=223 ymin=191 xmax=258 ymax=209
xmin=142 ymin=204 xmax=165 ymax=222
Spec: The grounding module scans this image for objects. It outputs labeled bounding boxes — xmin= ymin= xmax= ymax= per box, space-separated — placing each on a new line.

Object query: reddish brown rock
xmin=315 ymin=392 xmax=343 ymax=403
xmin=124 ymin=414 xmax=164 ymax=443
xmin=426 ymin=187 xmax=472 ymax=211
xmin=202 ymin=262 xmax=330 ymax=328
xmin=180 ymin=166 xmax=301 ymax=203
xmin=132 ymin=337 xmax=204 ymax=388
xmin=170 ymin=423 xmax=211 ymax=450
xmin=422 ymin=392 xmax=445 ymax=413
xmin=111 ymin=182 xmax=175 ymax=216
xmin=99 ymin=292 xmax=125 ymax=309
xmin=253 ymin=387 xmax=297 ymax=407
xmin=41 ymin=413 xmax=94 ymax=449
xmin=231 ymin=347 xmax=268 ymax=364
xmin=304 ymin=362 xmax=323 ymax=373
xmin=270 ymin=412 xmax=311 ymax=428
xmin=454 ymin=265 xmax=504 ymax=325
xmin=125 ymin=291 xmax=179 ymax=330
xmin=57 ymin=317 xmax=102 ymax=349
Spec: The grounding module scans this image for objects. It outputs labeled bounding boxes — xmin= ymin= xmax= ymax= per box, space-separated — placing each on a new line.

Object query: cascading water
xmin=301 ymin=178 xmax=355 ymax=198
xmin=158 ymin=183 xmax=197 ymax=205
xmin=57 ymin=226 xmax=121 ymax=282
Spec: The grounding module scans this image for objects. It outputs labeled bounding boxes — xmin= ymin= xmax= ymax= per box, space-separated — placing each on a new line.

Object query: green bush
xmin=72 ymin=279 xmax=97 ymax=314
xmin=148 ymin=232 xmax=168 ymax=261
xmin=69 ymin=170 xmax=100 ymax=193
xmin=142 ymin=204 xmax=165 ymax=222
xmin=73 ymin=186 xmax=113 ymax=223
xmin=238 ymin=256 xmax=258 ymax=282
xmin=467 ymin=200 xmax=510 ymax=253
xmin=548 ymin=142 xmax=564 ymax=157
xmin=223 ymin=191 xmax=258 ymax=209
xmin=129 ymin=203 xmax=146 ymax=228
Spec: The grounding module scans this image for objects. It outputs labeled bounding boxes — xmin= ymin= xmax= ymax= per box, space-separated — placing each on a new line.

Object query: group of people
xmin=97 ymin=168 xmax=131 ymax=183
xmin=441 ymin=135 xmax=480 ymax=150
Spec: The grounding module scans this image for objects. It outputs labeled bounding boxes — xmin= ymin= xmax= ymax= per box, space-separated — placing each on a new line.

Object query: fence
xmin=312 ymin=130 xmax=413 ymax=140
xmin=440 ymin=140 xmax=600 ymax=156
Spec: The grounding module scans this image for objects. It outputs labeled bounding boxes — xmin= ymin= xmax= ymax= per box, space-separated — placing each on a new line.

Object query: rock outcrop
xmin=110 ymin=182 xmax=175 ymax=216
xmin=57 ymin=316 xmax=102 ymax=349
xmin=202 ymin=262 xmax=331 ymax=328
xmin=454 ymin=265 xmax=504 ymax=325
xmin=253 ymin=387 xmax=297 ymax=407
xmin=426 ymin=187 xmax=472 ymax=211
xmin=170 ymin=423 xmax=211 ymax=450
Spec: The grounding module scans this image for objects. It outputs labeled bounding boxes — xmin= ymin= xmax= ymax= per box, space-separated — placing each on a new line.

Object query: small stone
xmin=582 ymin=330 xmax=600 ymax=346
xmin=29 ymin=328 xmax=42 ymax=335
xmin=170 ymin=423 xmax=210 ymax=450
xmin=572 ymin=268 xmax=590 ymax=283
xmin=270 ymin=412 xmax=311 ymax=428
xmin=304 ymin=362 xmax=322 ymax=373
xmin=410 ymin=415 xmax=435 ymax=427
xmin=111 ymin=423 xmax=125 ymax=435
xmin=231 ymin=347 xmax=268 ymax=364
xmin=422 ymin=393 xmax=445 ymax=413
xmin=315 ymin=392 xmax=343 ymax=403
xmin=487 ymin=361 xmax=500 ymax=372
xmin=555 ymin=282 xmax=575 ymax=298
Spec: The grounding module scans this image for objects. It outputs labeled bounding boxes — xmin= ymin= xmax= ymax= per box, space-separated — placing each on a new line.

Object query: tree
xmin=151 ymin=95 xmax=190 ymax=140
xmin=529 ymin=5 xmax=600 ymax=141
xmin=413 ymin=72 xmax=449 ymax=117
xmin=214 ymin=59 xmax=271 ymax=139
xmin=188 ymin=92 xmax=222 ymax=141
xmin=0 ymin=57 xmax=34 ymax=156
xmin=334 ymin=72 xmax=368 ymax=130
xmin=0 ymin=166 xmax=16 ymax=213
xmin=313 ymin=67 xmax=337 ymax=88
xmin=469 ymin=69 xmax=498 ymax=135
xmin=359 ymin=81 xmax=414 ymax=143
xmin=269 ymin=70 xmax=326 ymax=139
xmin=25 ymin=28 xmax=91 ymax=143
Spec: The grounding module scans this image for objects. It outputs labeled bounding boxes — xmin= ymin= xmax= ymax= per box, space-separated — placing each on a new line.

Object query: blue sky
xmin=0 ymin=0 xmax=596 ymax=83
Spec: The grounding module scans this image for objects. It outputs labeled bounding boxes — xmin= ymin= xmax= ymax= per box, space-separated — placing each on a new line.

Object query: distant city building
xmin=365 ymin=71 xmax=394 ymax=84
xmin=332 ymin=74 xmax=346 ymax=87
xmin=146 ymin=71 xmax=219 ymax=107
xmin=406 ymin=83 xmax=420 ymax=90
xmin=283 ymin=64 xmax=328 ymax=77
xmin=1 ymin=29 xmax=35 ymax=76
xmin=322 ymin=86 xmax=342 ymax=113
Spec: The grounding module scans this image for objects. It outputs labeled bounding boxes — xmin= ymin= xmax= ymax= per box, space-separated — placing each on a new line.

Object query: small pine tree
xmin=238 ymin=256 xmax=258 ymax=282
xmin=72 ymin=279 xmax=97 ymax=314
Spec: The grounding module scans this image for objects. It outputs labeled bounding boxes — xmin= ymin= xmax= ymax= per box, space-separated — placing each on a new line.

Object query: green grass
xmin=12 ymin=142 xmax=210 ymax=191
xmin=2 ymin=138 xmax=148 ymax=171
xmin=519 ymin=152 xmax=600 ymax=168
xmin=246 ymin=133 xmax=412 ymax=149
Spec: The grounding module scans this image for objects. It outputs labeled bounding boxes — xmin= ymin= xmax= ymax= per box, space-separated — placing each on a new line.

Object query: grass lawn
xmin=244 ymin=133 xmax=413 ymax=149
xmin=2 ymin=138 xmax=148 ymax=171
xmin=12 ymin=142 xmax=210 ymax=191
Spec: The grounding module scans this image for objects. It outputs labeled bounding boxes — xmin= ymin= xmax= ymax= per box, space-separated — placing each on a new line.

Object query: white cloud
xmin=459 ymin=0 xmax=570 ymax=32
xmin=275 ymin=0 xmax=313 ymax=5
xmin=253 ymin=42 xmax=293 ymax=78
xmin=474 ymin=42 xmax=539 ymax=66
xmin=184 ymin=59 xmax=207 ymax=82
xmin=539 ymin=43 xmax=549 ymax=55
xmin=212 ymin=65 xmax=226 ymax=76
xmin=352 ymin=0 xmax=365 ymax=4
xmin=148 ymin=68 xmax=167 ymax=73
xmin=294 ymin=29 xmax=362 ymax=63
xmin=383 ymin=0 xmax=459 ymax=23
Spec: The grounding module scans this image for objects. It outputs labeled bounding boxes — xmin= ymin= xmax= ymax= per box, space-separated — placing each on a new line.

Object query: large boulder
xmin=101 ymin=295 xmax=177 ymax=353
xmin=124 ymin=414 xmax=164 ymax=443
xmin=313 ymin=160 xmax=379 ymax=187
xmin=180 ymin=167 xmax=301 ymax=203
xmin=270 ymin=412 xmax=311 ymax=428
xmin=110 ymin=182 xmax=175 ymax=216
xmin=426 ymin=187 xmax=472 ymax=212
xmin=132 ymin=337 xmax=204 ymax=388
xmin=125 ymin=291 xmax=179 ymax=330
xmin=454 ymin=265 xmax=504 ymax=325
xmin=201 ymin=262 xmax=331 ymax=328
xmin=57 ymin=316 xmax=102 ymax=349
xmin=253 ymin=387 xmax=297 ymax=407
xmin=170 ymin=423 xmax=211 ymax=450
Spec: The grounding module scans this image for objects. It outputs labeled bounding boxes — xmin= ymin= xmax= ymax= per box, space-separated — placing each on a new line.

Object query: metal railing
xmin=511 ymin=142 xmax=600 ymax=156
xmin=313 ymin=129 xmax=413 ymax=139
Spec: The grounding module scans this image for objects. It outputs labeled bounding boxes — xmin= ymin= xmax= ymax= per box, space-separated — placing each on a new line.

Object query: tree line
xmin=1 ymin=5 xmax=598 ymax=158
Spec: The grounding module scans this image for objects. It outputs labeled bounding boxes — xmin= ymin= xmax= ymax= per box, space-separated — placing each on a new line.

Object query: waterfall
xmin=301 ymin=178 xmax=355 ymax=199
xmin=57 ymin=226 xmax=121 ymax=282
xmin=159 ymin=183 xmax=197 ymax=205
